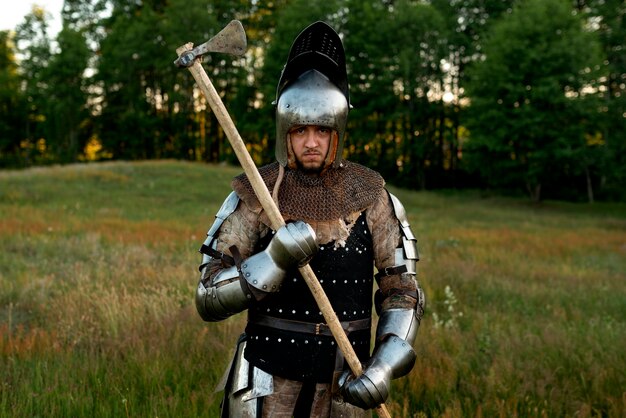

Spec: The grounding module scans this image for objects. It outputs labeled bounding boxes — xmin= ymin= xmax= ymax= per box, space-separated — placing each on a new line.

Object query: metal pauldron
xmin=388 ymin=192 xmax=419 ymax=273
xmin=199 ymin=191 xmax=240 ymax=270
xmin=376 ymin=191 xmax=425 ymax=332
xmin=196 ymin=192 xmax=249 ymax=322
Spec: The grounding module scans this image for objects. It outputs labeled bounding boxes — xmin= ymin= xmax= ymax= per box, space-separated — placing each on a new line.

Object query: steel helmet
xmin=275 ymin=21 xmax=350 ymax=169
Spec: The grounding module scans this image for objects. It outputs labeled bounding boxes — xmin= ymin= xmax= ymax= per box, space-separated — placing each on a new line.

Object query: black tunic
xmin=244 ymin=212 xmax=374 ymax=383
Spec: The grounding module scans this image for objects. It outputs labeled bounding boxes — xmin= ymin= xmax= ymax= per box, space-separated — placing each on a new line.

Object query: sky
xmin=0 ymin=0 xmax=64 ymax=34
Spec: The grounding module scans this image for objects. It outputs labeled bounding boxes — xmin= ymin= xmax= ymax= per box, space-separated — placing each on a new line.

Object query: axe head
xmin=175 ymin=20 xmax=247 ymax=67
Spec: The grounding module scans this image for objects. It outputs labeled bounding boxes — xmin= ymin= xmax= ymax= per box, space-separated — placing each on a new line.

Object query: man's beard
xmin=295 ymin=159 xmax=325 ymax=175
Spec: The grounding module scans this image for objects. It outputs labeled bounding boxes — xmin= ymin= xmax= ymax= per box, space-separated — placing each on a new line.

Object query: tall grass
xmin=1 ymin=160 xmax=625 ymax=417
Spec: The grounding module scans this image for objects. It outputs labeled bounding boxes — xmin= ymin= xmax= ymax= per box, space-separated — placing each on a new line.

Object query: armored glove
xmin=338 ymin=335 xmax=416 ymax=410
xmin=274 ymin=221 xmax=319 ymax=267
xmin=241 ymin=220 xmax=318 ymax=294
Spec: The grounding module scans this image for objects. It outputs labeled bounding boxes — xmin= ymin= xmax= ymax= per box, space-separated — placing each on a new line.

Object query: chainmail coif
xmin=232 ymin=160 xmax=385 ymax=223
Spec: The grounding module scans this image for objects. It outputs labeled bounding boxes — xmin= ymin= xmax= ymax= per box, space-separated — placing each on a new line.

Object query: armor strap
xmin=229 ymin=245 xmax=243 ymax=267
xmin=201 ymin=244 xmax=236 ymax=267
xmin=374 ymin=265 xmax=407 ymax=281
xmin=228 ymin=245 xmax=256 ymax=302
xmin=248 ymin=314 xmax=371 ymax=337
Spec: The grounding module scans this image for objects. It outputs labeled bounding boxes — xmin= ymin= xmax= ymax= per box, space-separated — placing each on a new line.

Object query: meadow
xmin=1 ymin=160 xmax=625 ymax=417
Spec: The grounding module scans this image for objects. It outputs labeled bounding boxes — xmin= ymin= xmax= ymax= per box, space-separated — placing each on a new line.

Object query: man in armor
xmin=195 ymin=21 xmax=425 ymax=417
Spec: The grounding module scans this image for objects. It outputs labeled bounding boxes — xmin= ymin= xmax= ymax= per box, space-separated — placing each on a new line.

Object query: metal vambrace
xmin=339 ymin=332 xmax=416 ymax=410
xmin=376 ymin=302 xmax=424 ymax=344
xmin=339 ymin=303 xmax=423 ymax=409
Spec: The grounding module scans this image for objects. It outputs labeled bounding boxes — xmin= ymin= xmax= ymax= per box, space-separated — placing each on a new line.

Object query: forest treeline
xmin=0 ymin=0 xmax=624 ymax=202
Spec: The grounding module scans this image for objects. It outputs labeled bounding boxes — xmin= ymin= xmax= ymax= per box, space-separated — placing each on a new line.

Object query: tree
xmin=43 ymin=27 xmax=91 ymax=162
xmin=574 ymin=0 xmax=626 ymax=200
xmin=94 ymin=0 xmax=213 ymax=160
xmin=345 ymin=0 xmax=448 ymax=189
xmin=0 ymin=31 xmax=27 ymax=167
xmin=92 ymin=0 xmax=261 ymax=162
xmin=13 ymin=6 xmax=54 ymax=165
xmin=463 ymin=0 xmax=604 ymax=201
xmin=431 ymin=0 xmax=516 ymax=187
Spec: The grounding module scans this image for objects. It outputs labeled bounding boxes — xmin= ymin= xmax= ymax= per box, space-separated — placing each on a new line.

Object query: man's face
xmin=289 ymin=125 xmax=332 ymax=174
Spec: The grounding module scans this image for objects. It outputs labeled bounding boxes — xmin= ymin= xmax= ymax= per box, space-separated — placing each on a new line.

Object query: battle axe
xmin=175 ymin=20 xmax=392 ymax=418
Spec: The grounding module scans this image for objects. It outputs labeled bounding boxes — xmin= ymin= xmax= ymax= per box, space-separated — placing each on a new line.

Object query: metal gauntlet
xmin=241 ymin=221 xmax=318 ymax=295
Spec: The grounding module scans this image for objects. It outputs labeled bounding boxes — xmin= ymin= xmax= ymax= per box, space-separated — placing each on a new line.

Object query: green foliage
xmin=0 ymin=31 xmax=27 ymax=166
xmin=345 ymin=0 xmax=449 ymax=189
xmin=0 ymin=0 xmax=623 ymax=201
xmin=12 ymin=7 xmax=55 ymax=166
xmin=463 ymin=0 xmax=604 ymax=201
xmin=577 ymin=0 xmax=626 ymax=200
xmin=1 ymin=161 xmax=625 ymax=417
xmin=44 ymin=28 xmax=91 ymax=163
xmin=96 ymin=1 xmax=201 ymax=159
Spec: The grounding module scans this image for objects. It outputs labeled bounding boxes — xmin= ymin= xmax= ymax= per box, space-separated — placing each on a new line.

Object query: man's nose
xmin=303 ymin=128 xmax=318 ymax=147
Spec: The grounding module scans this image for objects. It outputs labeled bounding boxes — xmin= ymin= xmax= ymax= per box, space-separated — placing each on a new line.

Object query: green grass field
xmin=1 ymin=160 xmax=625 ymax=417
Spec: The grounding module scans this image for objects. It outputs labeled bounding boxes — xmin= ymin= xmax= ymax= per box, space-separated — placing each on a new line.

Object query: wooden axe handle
xmin=176 ymin=42 xmax=391 ymax=418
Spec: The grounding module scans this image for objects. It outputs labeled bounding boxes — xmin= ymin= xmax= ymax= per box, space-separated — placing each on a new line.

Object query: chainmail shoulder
xmin=231 ymin=161 xmax=385 ymax=223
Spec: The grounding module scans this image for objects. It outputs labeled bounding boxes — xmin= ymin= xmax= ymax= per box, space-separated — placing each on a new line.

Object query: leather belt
xmin=248 ymin=314 xmax=371 ymax=337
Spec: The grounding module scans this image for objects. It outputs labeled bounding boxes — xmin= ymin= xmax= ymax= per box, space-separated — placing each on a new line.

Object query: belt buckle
xmin=315 ymin=323 xmax=325 ymax=335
